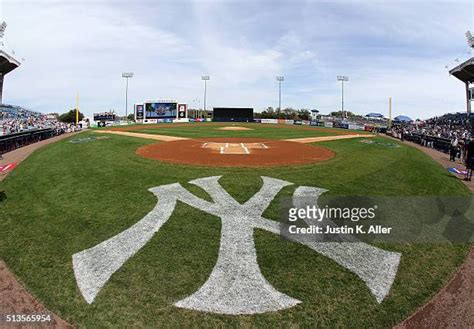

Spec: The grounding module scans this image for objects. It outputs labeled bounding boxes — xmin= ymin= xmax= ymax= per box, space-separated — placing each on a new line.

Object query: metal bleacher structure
xmin=0 ymin=105 xmax=58 ymax=155
xmin=450 ymin=57 xmax=474 ymax=115
xmin=0 ymin=21 xmax=61 ymax=155
xmin=0 ymin=21 xmax=20 ymax=105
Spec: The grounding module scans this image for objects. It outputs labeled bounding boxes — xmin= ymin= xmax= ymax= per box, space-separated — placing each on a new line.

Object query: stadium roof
xmin=394 ymin=115 xmax=412 ymax=122
xmin=449 ymin=57 xmax=474 ymax=83
xmin=365 ymin=112 xmax=384 ymax=118
xmin=0 ymin=50 xmax=20 ymax=75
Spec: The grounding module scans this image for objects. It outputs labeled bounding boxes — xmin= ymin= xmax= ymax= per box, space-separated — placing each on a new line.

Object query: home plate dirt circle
xmin=136 ymin=137 xmax=335 ymax=167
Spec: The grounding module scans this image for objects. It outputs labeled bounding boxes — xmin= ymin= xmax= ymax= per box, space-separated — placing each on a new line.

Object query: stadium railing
xmin=399 ymin=133 xmax=451 ymax=153
xmin=0 ymin=128 xmax=60 ymax=155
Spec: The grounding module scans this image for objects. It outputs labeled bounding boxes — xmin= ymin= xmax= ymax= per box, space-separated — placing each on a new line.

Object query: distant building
xmin=394 ymin=115 xmax=412 ymax=123
xmin=365 ymin=112 xmax=385 ymax=119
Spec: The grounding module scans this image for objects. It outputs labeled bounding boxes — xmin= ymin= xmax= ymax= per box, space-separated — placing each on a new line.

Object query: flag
xmin=448 ymin=167 xmax=467 ymax=175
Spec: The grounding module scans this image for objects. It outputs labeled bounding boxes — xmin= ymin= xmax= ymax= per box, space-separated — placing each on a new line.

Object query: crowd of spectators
xmin=0 ymin=104 xmax=85 ymax=159
xmin=389 ymin=112 xmax=473 ymax=181
xmin=389 ymin=113 xmax=471 ymax=141
xmin=0 ymin=105 xmax=75 ymax=136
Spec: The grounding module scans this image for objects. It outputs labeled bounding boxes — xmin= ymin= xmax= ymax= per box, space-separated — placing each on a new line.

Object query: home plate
xmin=202 ymin=142 xmax=268 ymax=155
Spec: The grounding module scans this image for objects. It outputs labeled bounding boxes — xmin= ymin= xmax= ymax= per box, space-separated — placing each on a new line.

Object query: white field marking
xmin=261 ymin=143 xmax=268 ymax=149
xmin=1 ymin=164 xmax=11 ymax=172
xmin=96 ymin=130 xmax=189 ymax=142
xmin=72 ymin=176 xmax=401 ymax=314
xmin=285 ymin=134 xmax=375 ymax=144
xmin=202 ymin=142 xmax=208 ymax=148
xmin=240 ymin=143 xmax=250 ymax=154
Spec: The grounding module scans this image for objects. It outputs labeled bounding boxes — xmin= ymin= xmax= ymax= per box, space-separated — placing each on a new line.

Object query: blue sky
xmin=0 ymin=0 xmax=473 ymax=119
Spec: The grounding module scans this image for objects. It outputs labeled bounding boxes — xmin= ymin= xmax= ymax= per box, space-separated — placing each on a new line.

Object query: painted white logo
xmin=72 ymin=176 xmax=401 ymax=314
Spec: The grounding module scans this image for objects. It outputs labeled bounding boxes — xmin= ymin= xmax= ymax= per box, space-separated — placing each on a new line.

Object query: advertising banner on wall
xmin=324 ymin=122 xmax=334 ymax=128
xmin=348 ymin=124 xmax=365 ymax=130
xmin=178 ymin=104 xmax=187 ymax=119
xmin=261 ymin=118 xmax=278 ymax=124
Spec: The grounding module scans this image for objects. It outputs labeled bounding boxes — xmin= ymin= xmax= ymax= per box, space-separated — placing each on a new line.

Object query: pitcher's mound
xmin=217 ymin=126 xmax=253 ymax=131
xmin=136 ymin=138 xmax=334 ymax=167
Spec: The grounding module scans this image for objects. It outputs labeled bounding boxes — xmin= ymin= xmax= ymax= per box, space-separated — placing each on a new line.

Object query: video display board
xmin=213 ymin=107 xmax=254 ymax=122
xmin=93 ymin=112 xmax=115 ymax=121
xmin=135 ymin=104 xmax=144 ymax=120
xmin=145 ymin=102 xmax=177 ymax=119
xmin=177 ymin=104 xmax=187 ymax=119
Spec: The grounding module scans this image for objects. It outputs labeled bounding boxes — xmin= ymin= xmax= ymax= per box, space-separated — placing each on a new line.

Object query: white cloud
xmin=0 ymin=0 xmax=471 ymax=118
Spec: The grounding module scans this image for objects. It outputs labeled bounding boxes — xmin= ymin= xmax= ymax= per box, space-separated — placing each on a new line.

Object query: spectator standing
xmin=465 ymin=137 xmax=474 ymax=181
xmin=450 ymin=136 xmax=458 ymax=162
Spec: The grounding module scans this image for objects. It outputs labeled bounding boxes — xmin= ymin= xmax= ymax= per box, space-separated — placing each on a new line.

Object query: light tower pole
xmin=122 ymin=72 xmax=134 ymax=120
xmin=201 ymin=75 xmax=210 ymax=118
xmin=276 ymin=76 xmax=284 ymax=111
xmin=337 ymin=75 xmax=349 ymax=119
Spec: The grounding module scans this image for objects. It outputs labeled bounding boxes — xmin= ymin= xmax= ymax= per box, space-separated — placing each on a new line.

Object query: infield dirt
xmin=136 ymin=137 xmax=335 ymax=167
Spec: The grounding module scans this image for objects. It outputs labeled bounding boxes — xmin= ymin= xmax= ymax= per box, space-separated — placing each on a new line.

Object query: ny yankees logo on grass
xmin=72 ymin=176 xmax=401 ymax=315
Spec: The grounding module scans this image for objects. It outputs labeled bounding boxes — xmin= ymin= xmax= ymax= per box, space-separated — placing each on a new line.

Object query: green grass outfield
xmin=103 ymin=122 xmax=369 ymax=139
xmin=0 ymin=125 xmax=470 ymax=327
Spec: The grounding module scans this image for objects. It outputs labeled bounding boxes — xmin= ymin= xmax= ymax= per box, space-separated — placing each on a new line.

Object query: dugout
xmin=213 ymin=107 xmax=254 ymax=122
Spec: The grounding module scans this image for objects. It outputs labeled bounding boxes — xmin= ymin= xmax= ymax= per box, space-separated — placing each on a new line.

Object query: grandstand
xmin=0 ymin=49 xmax=20 ymax=105
xmin=0 ymin=104 xmax=67 ymax=136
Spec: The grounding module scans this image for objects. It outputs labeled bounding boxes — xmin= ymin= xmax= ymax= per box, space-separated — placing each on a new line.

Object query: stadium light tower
xmin=337 ymin=75 xmax=349 ymax=118
xmin=201 ymin=76 xmax=210 ymax=117
xmin=466 ymin=31 xmax=474 ymax=48
xmin=122 ymin=72 xmax=134 ymax=120
xmin=276 ymin=76 xmax=284 ymax=111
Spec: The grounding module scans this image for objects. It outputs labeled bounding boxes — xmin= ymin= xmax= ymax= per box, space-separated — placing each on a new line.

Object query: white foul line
xmin=240 ymin=143 xmax=250 ymax=154
xmin=1 ymin=164 xmax=11 ymax=172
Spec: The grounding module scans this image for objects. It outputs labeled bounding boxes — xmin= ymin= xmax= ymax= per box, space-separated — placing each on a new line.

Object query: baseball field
xmin=0 ymin=123 xmax=470 ymax=327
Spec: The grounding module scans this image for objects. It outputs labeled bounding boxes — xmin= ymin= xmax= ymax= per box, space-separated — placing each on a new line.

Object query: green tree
xmin=260 ymin=107 xmax=275 ymax=119
xmin=283 ymin=108 xmax=297 ymax=119
xmin=298 ymin=109 xmax=311 ymax=120
xmin=59 ymin=109 xmax=84 ymax=123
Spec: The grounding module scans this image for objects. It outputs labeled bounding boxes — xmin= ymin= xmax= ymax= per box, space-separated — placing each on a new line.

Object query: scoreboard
xmin=93 ymin=112 xmax=115 ymax=122
xmin=213 ymin=107 xmax=254 ymax=122
xmin=136 ymin=101 xmax=187 ymax=122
